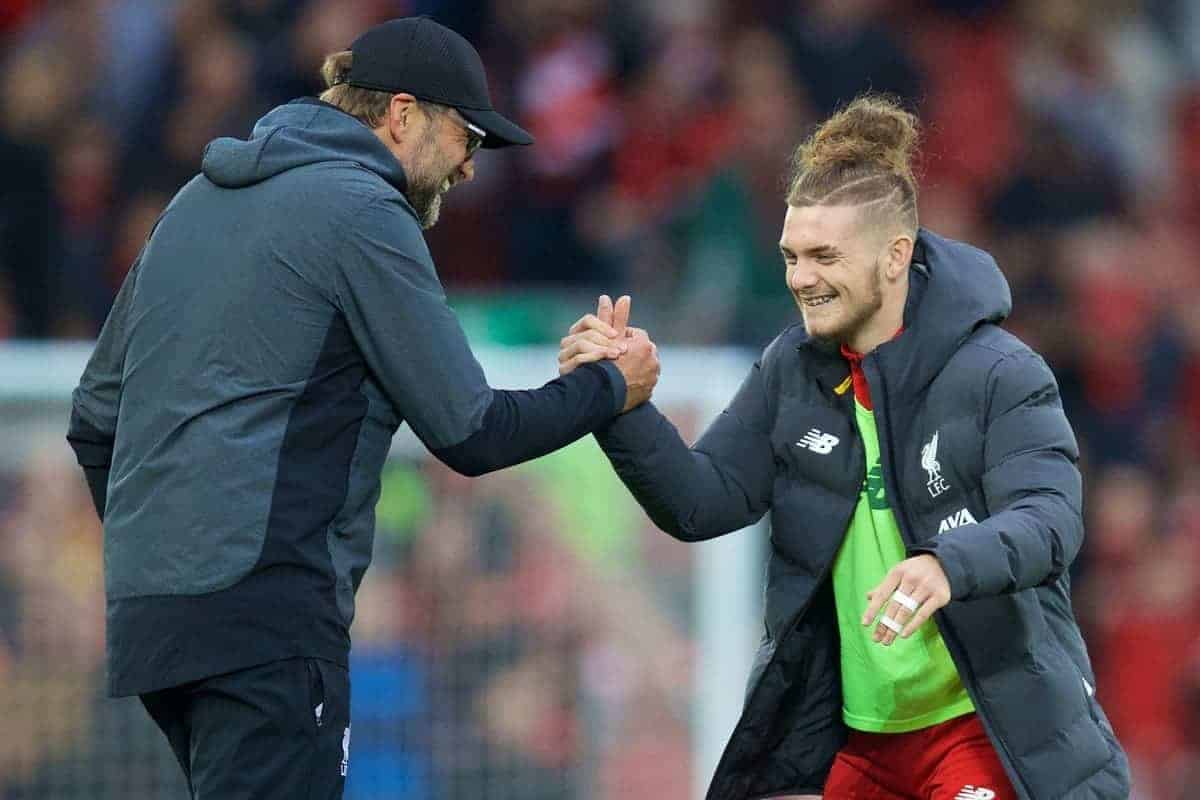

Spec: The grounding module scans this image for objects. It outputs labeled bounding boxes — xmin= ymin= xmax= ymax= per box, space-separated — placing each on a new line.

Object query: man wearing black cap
xmin=65 ymin=17 xmax=658 ymax=799
xmin=318 ymin=15 xmax=535 ymax=229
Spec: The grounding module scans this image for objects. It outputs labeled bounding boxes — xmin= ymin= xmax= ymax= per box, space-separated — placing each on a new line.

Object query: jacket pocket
xmin=1000 ymin=641 xmax=1110 ymax=797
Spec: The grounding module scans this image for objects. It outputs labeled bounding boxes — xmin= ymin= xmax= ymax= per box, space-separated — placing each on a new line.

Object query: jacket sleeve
xmin=335 ymin=195 xmax=625 ymax=476
xmin=66 ymin=254 xmax=144 ymax=520
xmin=912 ymin=350 xmax=1083 ymax=601
xmin=595 ymin=359 xmax=776 ymax=541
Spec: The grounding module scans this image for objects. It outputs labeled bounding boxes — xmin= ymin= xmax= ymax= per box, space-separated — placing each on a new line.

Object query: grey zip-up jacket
xmin=67 ymin=99 xmax=626 ymax=697
xmin=596 ymin=230 xmax=1129 ymax=799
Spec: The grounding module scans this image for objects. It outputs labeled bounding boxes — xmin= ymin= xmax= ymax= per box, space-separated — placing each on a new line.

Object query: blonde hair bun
xmin=788 ymin=93 xmax=920 ymax=232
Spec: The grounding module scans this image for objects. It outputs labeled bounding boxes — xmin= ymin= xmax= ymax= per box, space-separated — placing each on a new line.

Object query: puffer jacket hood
xmin=891 ymin=229 xmax=1013 ymax=395
xmin=202 ymin=98 xmax=408 ymax=194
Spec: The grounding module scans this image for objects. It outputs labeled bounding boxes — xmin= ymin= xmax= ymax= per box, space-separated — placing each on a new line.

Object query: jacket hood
xmin=881 ymin=228 xmax=1012 ymax=397
xmin=201 ymin=98 xmax=407 ymax=192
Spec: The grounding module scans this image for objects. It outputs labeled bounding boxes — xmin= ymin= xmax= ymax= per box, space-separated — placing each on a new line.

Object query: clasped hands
xmin=559 ymin=294 xmax=660 ymax=413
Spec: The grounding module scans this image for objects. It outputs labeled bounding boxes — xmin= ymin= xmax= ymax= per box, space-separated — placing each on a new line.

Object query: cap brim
xmin=458 ymin=107 xmax=534 ymax=148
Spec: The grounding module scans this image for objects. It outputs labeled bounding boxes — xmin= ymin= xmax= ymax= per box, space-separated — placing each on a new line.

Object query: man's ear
xmin=384 ymin=93 xmax=419 ymax=144
xmin=885 ymin=234 xmax=914 ymax=281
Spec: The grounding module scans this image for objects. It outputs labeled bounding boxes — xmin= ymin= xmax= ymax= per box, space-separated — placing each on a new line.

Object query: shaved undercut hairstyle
xmin=787 ymin=93 xmax=920 ymax=237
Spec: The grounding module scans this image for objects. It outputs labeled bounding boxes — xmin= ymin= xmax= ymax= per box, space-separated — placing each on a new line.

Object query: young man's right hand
xmin=558 ymin=294 xmax=660 ymax=412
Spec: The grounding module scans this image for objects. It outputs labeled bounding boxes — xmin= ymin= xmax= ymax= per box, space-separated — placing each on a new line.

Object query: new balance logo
xmin=938 ymin=507 xmax=978 ymax=533
xmin=797 ymin=429 xmax=840 ymax=454
xmin=954 ymin=787 xmax=995 ymax=800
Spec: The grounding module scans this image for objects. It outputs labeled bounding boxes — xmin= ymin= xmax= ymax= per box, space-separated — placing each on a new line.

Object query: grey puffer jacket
xmin=597 ymin=230 xmax=1130 ymax=799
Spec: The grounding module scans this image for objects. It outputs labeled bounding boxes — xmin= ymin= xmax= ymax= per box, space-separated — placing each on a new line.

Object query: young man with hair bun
xmin=560 ymin=94 xmax=1130 ymax=799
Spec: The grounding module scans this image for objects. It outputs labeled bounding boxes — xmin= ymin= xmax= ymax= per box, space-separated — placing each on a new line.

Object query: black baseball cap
xmin=343 ymin=17 xmax=533 ymax=149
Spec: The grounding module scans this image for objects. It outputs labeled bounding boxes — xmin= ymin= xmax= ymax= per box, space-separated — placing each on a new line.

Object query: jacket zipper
xmin=866 ymin=355 xmax=1033 ymax=800
xmin=717 ymin=520 xmax=852 ymax=800
xmin=710 ymin=408 xmax=864 ymax=798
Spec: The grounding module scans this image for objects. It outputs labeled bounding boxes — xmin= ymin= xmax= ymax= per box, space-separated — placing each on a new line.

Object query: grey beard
xmin=418 ymin=193 xmax=442 ymax=230
xmin=407 ymin=185 xmax=443 ymax=230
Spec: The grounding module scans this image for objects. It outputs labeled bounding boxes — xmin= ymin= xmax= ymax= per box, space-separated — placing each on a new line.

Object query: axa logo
xmin=921 ymin=431 xmax=951 ymax=498
xmin=954 ymin=787 xmax=995 ymax=800
xmin=937 ymin=507 xmax=977 ymax=533
xmin=797 ymin=428 xmax=839 ymax=455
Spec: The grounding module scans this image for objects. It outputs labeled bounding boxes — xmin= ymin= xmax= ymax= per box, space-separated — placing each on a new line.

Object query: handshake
xmin=558 ymin=294 xmax=660 ymax=414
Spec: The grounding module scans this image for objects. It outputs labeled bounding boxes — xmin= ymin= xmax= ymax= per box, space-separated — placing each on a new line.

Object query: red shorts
xmin=822 ymin=713 xmax=1017 ymax=800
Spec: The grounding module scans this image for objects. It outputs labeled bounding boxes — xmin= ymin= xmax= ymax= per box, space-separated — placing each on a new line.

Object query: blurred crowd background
xmin=2 ymin=0 xmax=1200 ymax=797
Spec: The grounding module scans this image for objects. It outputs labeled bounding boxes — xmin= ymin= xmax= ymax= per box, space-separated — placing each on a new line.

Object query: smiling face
xmin=403 ymin=106 xmax=480 ymax=229
xmin=375 ymin=96 xmax=478 ymax=229
xmin=779 ymin=203 xmax=913 ymax=353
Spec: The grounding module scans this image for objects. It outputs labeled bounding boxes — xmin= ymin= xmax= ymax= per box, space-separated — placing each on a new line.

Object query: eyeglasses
xmin=461 ymin=119 xmax=486 ymax=159
xmin=421 ymin=102 xmax=486 ymax=159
